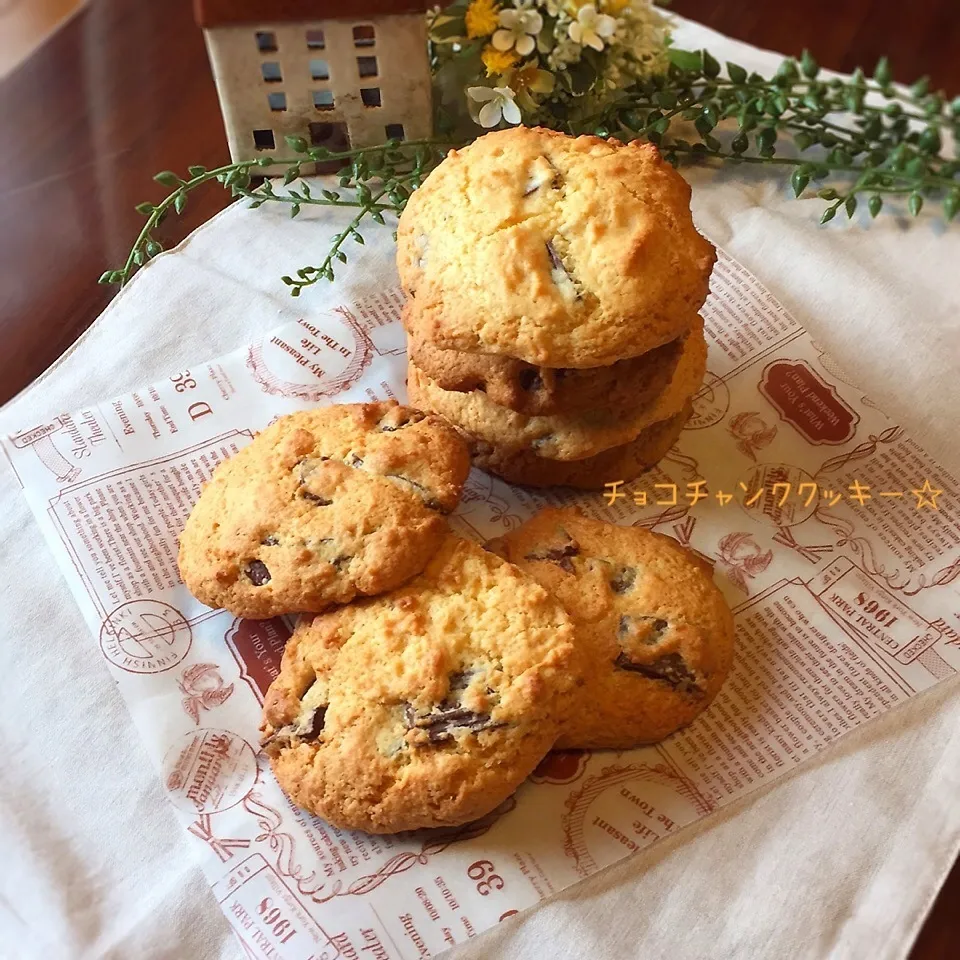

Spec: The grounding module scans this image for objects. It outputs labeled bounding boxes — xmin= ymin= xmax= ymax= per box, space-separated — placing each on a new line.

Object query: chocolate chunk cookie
xmin=487 ymin=509 xmax=735 ymax=748
xmin=397 ymin=127 xmax=715 ymax=368
xmin=407 ymin=320 xmax=706 ymax=461
xmin=472 ymin=405 xmax=691 ymax=489
xmin=407 ymin=314 xmax=687 ymax=416
xmin=260 ymin=535 xmax=581 ymax=832
xmin=178 ymin=403 xmax=470 ymax=619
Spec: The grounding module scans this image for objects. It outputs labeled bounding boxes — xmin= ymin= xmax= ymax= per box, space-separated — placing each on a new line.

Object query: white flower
xmin=492 ymin=7 xmax=544 ymax=58
xmin=467 ymin=85 xmax=522 ymax=127
xmin=547 ymin=35 xmax=580 ymax=70
xmin=568 ymin=4 xmax=617 ymax=52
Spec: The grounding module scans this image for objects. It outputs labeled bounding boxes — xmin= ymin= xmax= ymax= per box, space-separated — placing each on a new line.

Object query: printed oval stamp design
xmin=163 ymin=729 xmax=258 ymax=815
xmin=99 ymin=599 xmax=192 ymax=674
xmin=246 ymin=312 xmax=373 ymax=402
xmin=687 ymin=371 xmax=730 ymax=429
xmin=561 ymin=763 xmax=714 ymax=877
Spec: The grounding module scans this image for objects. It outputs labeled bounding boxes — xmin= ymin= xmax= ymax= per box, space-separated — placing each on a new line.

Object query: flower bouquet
xmin=430 ymin=0 xmax=670 ymax=131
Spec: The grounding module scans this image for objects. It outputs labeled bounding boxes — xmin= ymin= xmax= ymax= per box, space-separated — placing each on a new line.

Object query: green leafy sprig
xmin=102 ymin=50 xmax=958 ymax=293
xmin=597 ymin=49 xmax=960 ymax=223
xmin=99 ymin=136 xmax=451 ymax=292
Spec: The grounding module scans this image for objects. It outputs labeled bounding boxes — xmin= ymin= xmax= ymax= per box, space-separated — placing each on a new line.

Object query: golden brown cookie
xmin=472 ymin=405 xmax=690 ymax=489
xmin=397 ymin=127 xmax=715 ymax=367
xmin=178 ymin=403 xmax=470 ymax=619
xmin=406 ymin=310 xmax=687 ymax=416
xmin=487 ymin=509 xmax=735 ymax=749
xmin=406 ymin=320 xmax=706 ymax=461
xmin=260 ymin=535 xmax=581 ymax=832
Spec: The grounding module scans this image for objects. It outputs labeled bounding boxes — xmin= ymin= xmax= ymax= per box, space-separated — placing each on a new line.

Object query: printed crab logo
xmin=716 ymin=532 xmax=773 ymax=593
xmin=178 ymin=663 xmax=235 ymax=724
xmin=728 ymin=412 xmax=777 ymax=462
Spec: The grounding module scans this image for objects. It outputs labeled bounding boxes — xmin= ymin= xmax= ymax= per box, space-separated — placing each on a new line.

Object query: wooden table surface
xmin=0 ymin=0 xmax=956 ymax=955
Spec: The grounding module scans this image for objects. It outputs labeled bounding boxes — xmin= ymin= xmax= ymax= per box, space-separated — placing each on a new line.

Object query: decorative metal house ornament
xmin=194 ymin=1 xmax=432 ymax=173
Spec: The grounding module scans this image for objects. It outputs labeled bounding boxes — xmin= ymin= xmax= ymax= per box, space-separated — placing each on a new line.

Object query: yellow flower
xmin=482 ymin=44 xmax=521 ymax=77
xmin=465 ymin=0 xmax=500 ymax=39
xmin=602 ymin=0 xmax=631 ymax=13
xmin=511 ymin=63 xmax=556 ymax=95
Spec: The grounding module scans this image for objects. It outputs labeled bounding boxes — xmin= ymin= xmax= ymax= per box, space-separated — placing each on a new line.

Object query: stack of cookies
xmin=179 ymin=409 xmax=735 ymax=834
xmin=397 ymin=127 xmax=716 ymax=489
